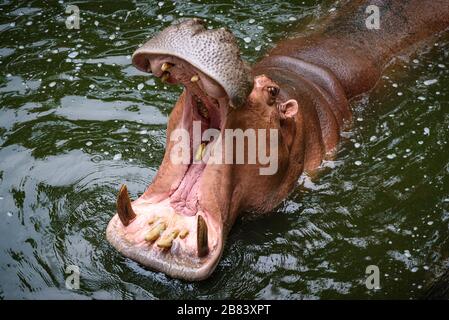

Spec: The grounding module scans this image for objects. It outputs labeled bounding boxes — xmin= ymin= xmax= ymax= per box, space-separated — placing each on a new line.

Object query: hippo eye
xmin=267 ymin=86 xmax=279 ymax=97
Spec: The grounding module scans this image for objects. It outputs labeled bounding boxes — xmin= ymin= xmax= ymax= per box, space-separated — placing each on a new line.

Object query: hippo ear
xmin=278 ymin=99 xmax=298 ymax=120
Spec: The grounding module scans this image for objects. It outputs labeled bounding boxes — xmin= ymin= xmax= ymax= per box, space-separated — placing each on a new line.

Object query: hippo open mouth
xmin=106 ymin=18 xmax=252 ymax=281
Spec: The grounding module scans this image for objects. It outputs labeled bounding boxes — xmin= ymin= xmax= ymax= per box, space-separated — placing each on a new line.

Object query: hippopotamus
xmin=106 ymin=0 xmax=449 ymax=281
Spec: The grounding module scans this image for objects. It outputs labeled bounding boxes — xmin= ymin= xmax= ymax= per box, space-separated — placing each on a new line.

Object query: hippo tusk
xmin=197 ymin=215 xmax=209 ymax=257
xmin=190 ymin=75 xmax=199 ymax=82
xmin=116 ymin=184 xmax=137 ymax=226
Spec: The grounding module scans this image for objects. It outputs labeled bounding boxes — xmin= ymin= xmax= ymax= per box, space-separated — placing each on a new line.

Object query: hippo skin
xmin=107 ymin=0 xmax=449 ymax=281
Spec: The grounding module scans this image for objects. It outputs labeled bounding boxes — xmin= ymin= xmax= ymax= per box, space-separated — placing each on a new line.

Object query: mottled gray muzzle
xmin=132 ymin=18 xmax=252 ymax=108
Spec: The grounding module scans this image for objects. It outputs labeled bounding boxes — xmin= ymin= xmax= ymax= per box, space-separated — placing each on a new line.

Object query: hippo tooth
xmin=179 ymin=229 xmax=189 ymax=239
xmin=161 ymin=71 xmax=170 ymax=83
xmin=190 ymin=75 xmax=199 ymax=82
xmin=156 ymin=229 xmax=180 ymax=249
xmin=116 ymin=184 xmax=137 ymax=226
xmin=148 ymin=216 xmax=159 ymax=225
xmin=195 ymin=143 xmax=206 ymax=161
xmin=161 ymin=62 xmax=172 ymax=72
xmin=197 ymin=215 xmax=209 ymax=257
xmin=145 ymin=222 xmax=167 ymax=242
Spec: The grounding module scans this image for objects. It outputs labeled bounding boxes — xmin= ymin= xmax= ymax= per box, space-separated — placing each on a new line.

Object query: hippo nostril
xmin=116 ymin=184 xmax=136 ymax=226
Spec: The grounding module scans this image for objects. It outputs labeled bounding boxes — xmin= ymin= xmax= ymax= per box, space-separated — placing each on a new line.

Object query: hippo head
xmin=106 ymin=19 xmax=302 ymax=281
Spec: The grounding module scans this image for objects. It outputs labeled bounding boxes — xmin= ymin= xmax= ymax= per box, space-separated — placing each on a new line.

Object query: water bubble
xmin=411 ymin=267 xmax=419 ymax=273
xmin=109 ymin=34 xmax=116 ymax=40
xmin=7 ymin=212 xmax=13 ymax=217
xmin=427 ymin=221 xmax=433 ymax=225
xmin=354 ymin=142 xmax=361 ymax=148
xmin=139 ymin=129 xmax=147 ymax=135
xmin=89 ymin=84 xmax=95 ymax=89
xmin=397 ymin=92 xmax=403 ymax=96
xmin=68 ymin=51 xmax=78 ymax=58
xmin=423 ymin=79 xmax=437 ymax=86
xmin=94 ymin=21 xmax=99 ymax=26
xmin=289 ymin=17 xmax=297 ymax=21
xmin=413 ymin=59 xmax=419 ymax=64
xmin=417 ymin=96 xmax=426 ymax=101
xmin=49 ymin=81 xmax=56 ymax=88
xmin=404 ymin=250 xmax=411 ymax=258
xmin=86 ymin=141 xmax=93 ymax=146
xmin=369 ymin=135 xmax=377 ymax=142
xmin=243 ymin=37 xmax=251 ymax=43
xmin=113 ymin=153 xmax=122 ymax=161
xmin=137 ymin=83 xmax=144 ymax=90
xmin=255 ymin=45 xmax=262 ymax=51
xmin=386 ymin=154 xmax=396 ymax=159
xmin=354 ymin=160 xmax=362 ymax=166
xmin=249 ymin=18 xmax=255 ymax=24
xmin=423 ymin=127 xmax=430 ymax=136
xmin=142 ymin=138 xmax=148 ymax=143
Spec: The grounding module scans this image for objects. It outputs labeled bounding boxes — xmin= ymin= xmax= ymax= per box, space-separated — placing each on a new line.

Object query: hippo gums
xmin=106 ymin=0 xmax=449 ymax=281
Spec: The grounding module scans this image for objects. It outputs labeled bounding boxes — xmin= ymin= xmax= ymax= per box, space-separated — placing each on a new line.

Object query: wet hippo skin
xmin=106 ymin=0 xmax=449 ymax=280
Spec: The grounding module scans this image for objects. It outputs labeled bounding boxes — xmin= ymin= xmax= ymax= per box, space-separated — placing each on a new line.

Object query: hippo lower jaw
xmin=106 ymin=90 xmax=226 ymax=280
xmin=106 ymin=200 xmax=224 ymax=281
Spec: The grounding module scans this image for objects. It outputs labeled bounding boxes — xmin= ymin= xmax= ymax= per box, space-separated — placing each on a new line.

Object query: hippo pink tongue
xmin=106 ymin=18 xmax=252 ymax=281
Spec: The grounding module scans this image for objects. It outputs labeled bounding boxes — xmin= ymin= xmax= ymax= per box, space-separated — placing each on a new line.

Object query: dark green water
xmin=0 ymin=0 xmax=448 ymax=299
